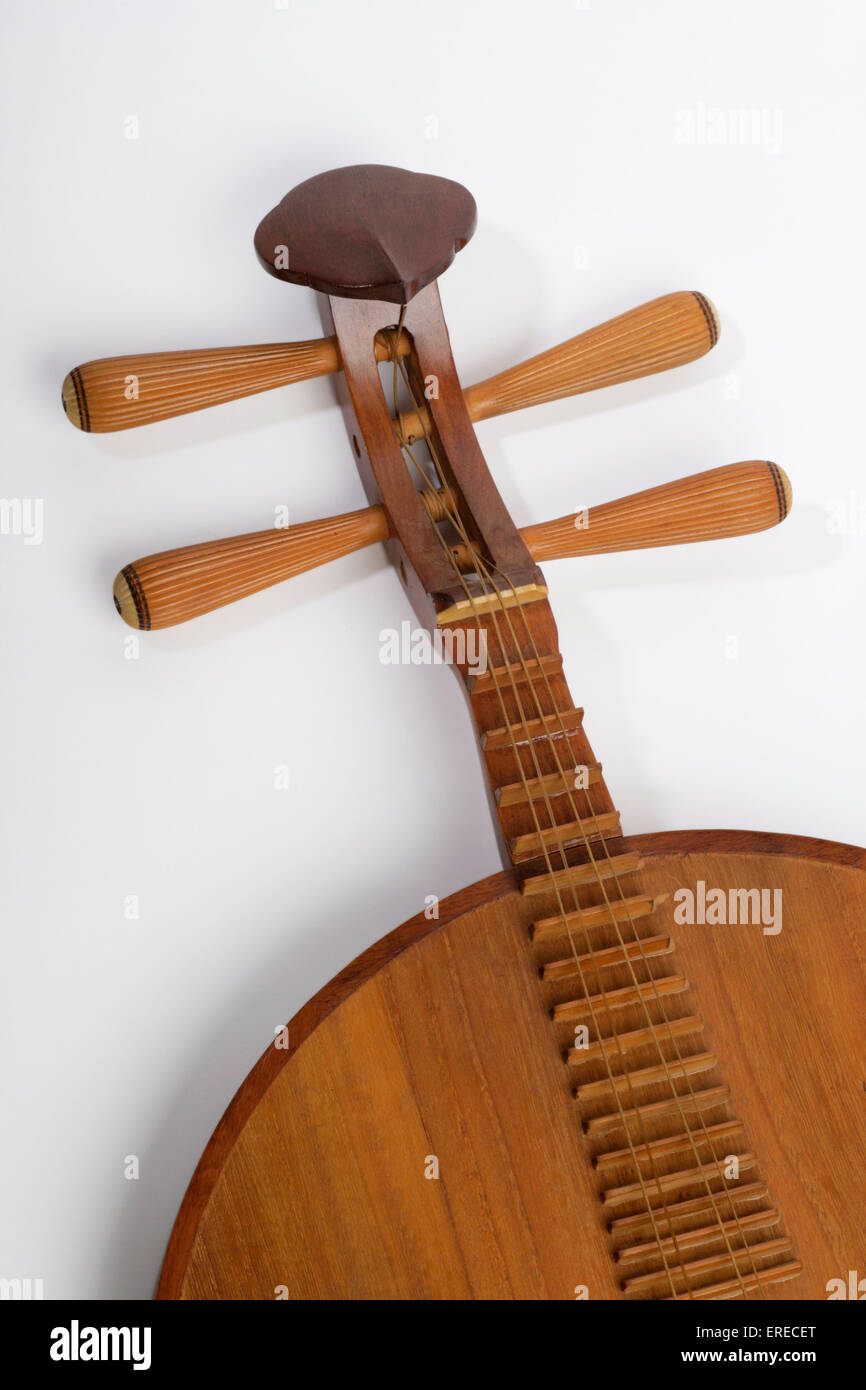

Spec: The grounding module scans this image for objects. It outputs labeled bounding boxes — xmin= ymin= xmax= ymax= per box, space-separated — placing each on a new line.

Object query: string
xmin=387 ymin=315 xmax=690 ymax=1297
xmin=418 ymin=424 xmax=769 ymax=1301
xmin=386 ymin=312 xmax=770 ymax=1299
xmin=409 ymin=367 xmax=772 ymax=1300
xmin=474 ymin=570 xmax=767 ymax=1299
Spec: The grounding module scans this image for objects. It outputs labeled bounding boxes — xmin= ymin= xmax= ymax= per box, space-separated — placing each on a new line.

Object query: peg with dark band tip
xmin=63 ymin=291 xmax=718 ymax=435
xmin=112 ymin=460 xmax=791 ymax=631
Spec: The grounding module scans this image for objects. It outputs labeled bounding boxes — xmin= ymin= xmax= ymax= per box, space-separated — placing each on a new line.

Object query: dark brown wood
xmin=254 ymin=165 xmax=476 ymax=303
xmin=324 ymin=284 xmax=543 ymax=631
xmin=404 ymin=283 xmax=544 ymax=590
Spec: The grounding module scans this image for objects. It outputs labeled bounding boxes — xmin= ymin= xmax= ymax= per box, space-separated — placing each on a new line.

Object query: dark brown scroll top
xmin=254 ymin=164 xmax=477 ymax=304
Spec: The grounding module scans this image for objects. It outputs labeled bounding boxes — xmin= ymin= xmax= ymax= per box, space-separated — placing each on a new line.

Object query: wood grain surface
xmin=113 ymin=461 xmax=789 ymax=630
xmin=397 ymin=292 xmax=718 ymax=443
xmin=66 ymin=162 xmax=858 ymax=1306
xmin=157 ymin=831 xmax=866 ymax=1300
xmin=521 ymin=460 xmax=791 ymax=561
xmin=63 ymin=291 xmax=718 ymax=435
xmin=62 ymin=337 xmax=403 ymax=434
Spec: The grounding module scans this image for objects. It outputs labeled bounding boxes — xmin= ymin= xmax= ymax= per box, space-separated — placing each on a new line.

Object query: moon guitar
xmin=65 ymin=165 xmax=866 ymax=1301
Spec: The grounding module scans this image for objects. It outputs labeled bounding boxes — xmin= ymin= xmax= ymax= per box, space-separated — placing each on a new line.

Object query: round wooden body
xmin=158 ymin=830 xmax=866 ymax=1301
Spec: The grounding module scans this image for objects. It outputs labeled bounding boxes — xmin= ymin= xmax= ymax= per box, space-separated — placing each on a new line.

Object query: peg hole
xmin=351 ymin=434 xmax=361 ymax=459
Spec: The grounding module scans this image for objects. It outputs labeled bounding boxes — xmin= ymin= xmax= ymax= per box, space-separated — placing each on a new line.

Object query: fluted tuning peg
xmin=63 ymin=292 xmax=717 ymax=434
xmin=113 ymin=461 xmax=790 ymax=631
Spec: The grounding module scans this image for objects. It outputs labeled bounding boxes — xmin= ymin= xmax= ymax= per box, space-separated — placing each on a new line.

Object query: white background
xmin=2 ymin=0 xmax=864 ymax=1299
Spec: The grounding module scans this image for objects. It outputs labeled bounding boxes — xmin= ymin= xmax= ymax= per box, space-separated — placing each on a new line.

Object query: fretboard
xmin=447 ymin=594 xmax=801 ymax=1301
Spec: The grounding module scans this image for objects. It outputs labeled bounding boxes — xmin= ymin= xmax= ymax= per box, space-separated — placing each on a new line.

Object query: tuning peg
xmin=63 ymin=292 xmax=716 ymax=435
xmin=520 ymin=459 xmax=790 ymax=561
xmin=61 ymin=336 xmax=411 ymax=434
xmin=396 ymin=292 xmax=719 ymax=443
xmin=113 ymin=507 xmax=390 ymax=629
xmin=113 ymin=461 xmax=789 ymax=631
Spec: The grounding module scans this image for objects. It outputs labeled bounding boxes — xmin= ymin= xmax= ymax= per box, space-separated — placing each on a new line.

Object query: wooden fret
xmin=482 ymin=707 xmax=584 ymax=751
xmin=615 ymin=1206 xmax=776 ymax=1261
xmin=601 ymin=1153 xmax=757 ymax=1208
xmin=542 ymin=934 xmax=673 ymax=983
xmin=469 ymin=652 xmax=563 ymax=695
xmin=497 ymin=763 xmax=603 ymax=808
xmin=585 ymin=1085 xmax=731 ymax=1136
xmin=574 ymin=1049 xmax=716 ymax=1100
xmin=552 ymin=973 xmax=688 ymax=1022
xmin=609 ymin=1181 xmax=770 ymax=1235
xmin=531 ymin=894 xmax=656 ymax=942
xmin=522 ymin=853 xmax=642 ymax=897
xmin=511 ymin=810 xmax=621 ymax=862
xmin=664 ymin=1262 xmax=804 ymax=1301
xmin=567 ymin=1014 xmax=703 ymax=1063
xmin=596 ymin=1118 xmax=745 ymax=1172
xmin=623 ymin=1237 xmax=794 ymax=1294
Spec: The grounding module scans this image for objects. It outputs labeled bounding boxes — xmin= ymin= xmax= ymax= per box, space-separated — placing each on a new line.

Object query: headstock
xmin=62 ymin=163 xmax=790 ymax=633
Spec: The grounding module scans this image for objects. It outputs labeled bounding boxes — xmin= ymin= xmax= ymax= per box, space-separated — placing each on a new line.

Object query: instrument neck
xmin=450 ymin=593 xmax=624 ymax=883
